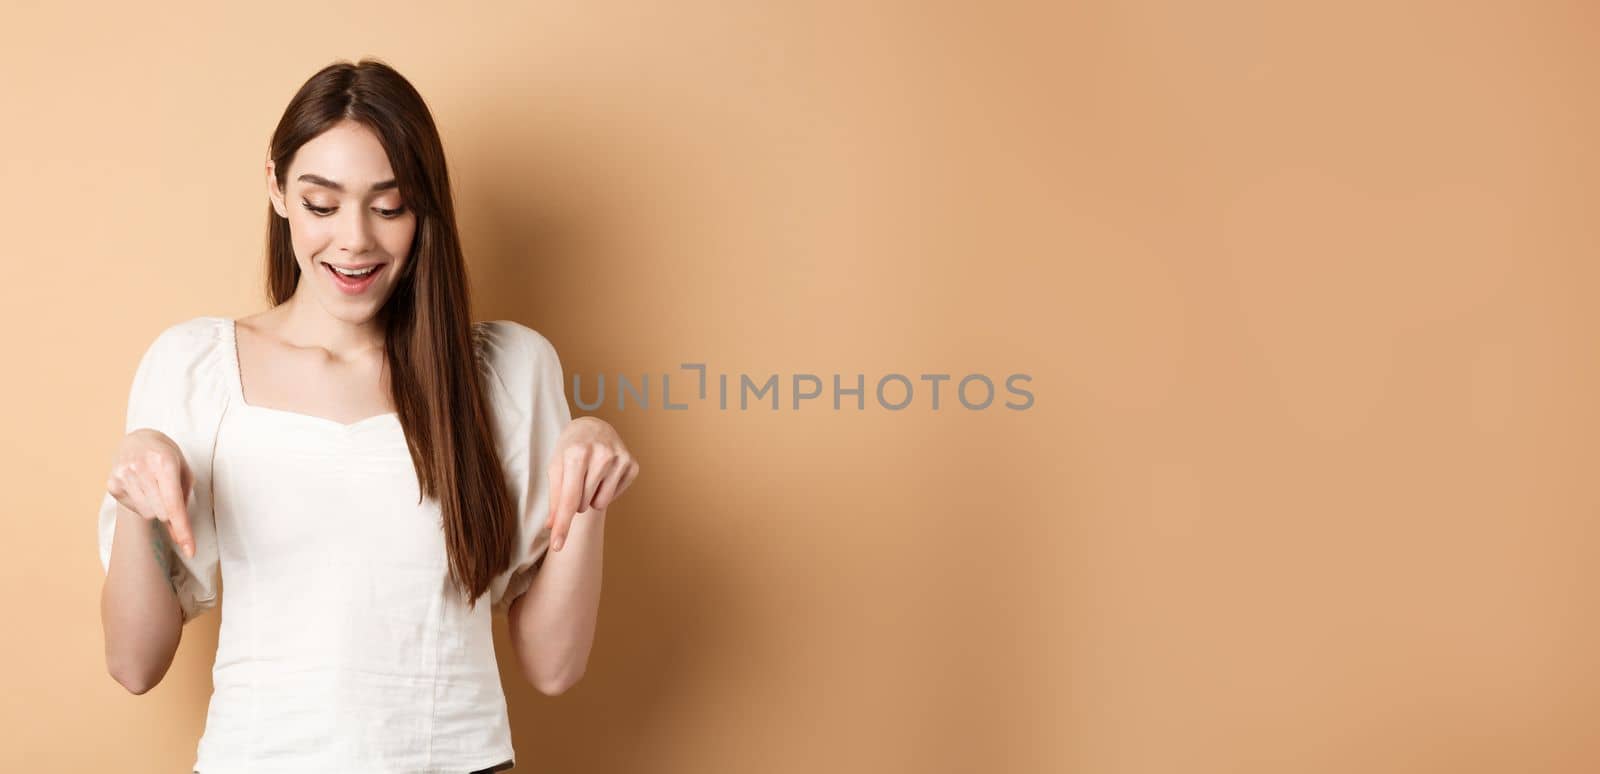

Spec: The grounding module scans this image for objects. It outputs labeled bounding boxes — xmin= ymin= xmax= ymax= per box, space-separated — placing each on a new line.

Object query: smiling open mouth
xmin=323 ymin=262 xmax=386 ymax=293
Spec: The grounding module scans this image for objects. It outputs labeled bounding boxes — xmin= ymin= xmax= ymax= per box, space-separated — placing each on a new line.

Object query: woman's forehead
xmin=291 ymin=123 xmax=397 ymax=187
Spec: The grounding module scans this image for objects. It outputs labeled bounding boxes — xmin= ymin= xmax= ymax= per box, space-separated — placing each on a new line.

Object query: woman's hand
xmin=106 ymin=429 xmax=197 ymax=559
xmin=545 ymin=416 xmax=639 ymax=551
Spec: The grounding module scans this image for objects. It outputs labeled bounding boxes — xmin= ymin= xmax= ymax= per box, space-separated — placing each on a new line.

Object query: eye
xmin=299 ymin=200 xmax=408 ymax=219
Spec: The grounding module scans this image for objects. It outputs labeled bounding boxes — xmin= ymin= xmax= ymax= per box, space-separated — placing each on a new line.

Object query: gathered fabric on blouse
xmin=96 ymin=315 xmax=572 ymax=773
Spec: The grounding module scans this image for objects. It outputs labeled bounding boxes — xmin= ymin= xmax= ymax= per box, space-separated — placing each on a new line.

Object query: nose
xmin=336 ymin=207 xmax=377 ymax=255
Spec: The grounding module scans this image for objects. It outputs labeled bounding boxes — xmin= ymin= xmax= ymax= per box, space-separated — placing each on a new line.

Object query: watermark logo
xmin=572 ymin=364 xmax=1034 ymax=411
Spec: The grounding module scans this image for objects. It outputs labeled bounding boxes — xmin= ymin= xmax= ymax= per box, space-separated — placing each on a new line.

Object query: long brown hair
xmin=263 ymin=58 xmax=517 ymax=610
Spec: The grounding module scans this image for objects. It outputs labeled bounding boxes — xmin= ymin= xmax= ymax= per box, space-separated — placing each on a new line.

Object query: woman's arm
xmin=101 ymin=504 xmax=184 ymax=693
xmin=506 ymin=507 xmax=606 ymax=695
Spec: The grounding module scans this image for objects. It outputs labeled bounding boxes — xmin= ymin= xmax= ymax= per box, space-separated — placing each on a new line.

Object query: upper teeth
xmin=331 ymin=264 xmax=378 ymax=277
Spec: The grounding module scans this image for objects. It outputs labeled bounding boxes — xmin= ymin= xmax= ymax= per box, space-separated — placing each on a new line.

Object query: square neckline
xmin=222 ymin=317 xmax=402 ymax=431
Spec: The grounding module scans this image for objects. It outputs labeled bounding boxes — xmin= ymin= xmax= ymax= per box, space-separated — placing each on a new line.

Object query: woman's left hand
xmin=546 ymin=416 xmax=639 ymax=551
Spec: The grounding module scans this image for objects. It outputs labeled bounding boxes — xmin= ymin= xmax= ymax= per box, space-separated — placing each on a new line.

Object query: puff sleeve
xmin=97 ymin=316 xmax=227 ymax=625
xmin=477 ymin=320 xmax=573 ymax=615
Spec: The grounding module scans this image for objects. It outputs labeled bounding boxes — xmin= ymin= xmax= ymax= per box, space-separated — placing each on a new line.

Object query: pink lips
xmin=323 ymin=262 xmax=386 ymax=295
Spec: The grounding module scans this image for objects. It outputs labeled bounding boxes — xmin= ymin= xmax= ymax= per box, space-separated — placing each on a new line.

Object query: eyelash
xmin=301 ymin=200 xmax=408 ymax=219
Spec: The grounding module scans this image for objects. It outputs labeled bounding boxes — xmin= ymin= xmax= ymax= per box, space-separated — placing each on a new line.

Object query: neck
xmin=271 ymin=287 xmax=387 ymax=357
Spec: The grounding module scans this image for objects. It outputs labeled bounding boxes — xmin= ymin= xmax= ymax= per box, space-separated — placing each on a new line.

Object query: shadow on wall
xmin=469 ymin=99 xmax=739 ymax=771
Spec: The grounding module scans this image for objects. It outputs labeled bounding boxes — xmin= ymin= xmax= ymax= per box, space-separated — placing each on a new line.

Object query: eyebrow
xmin=297 ymin=173 xmax=399 ymax=193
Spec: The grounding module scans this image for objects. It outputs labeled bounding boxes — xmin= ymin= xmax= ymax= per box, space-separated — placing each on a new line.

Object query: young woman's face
xmin=266 ymin=119 xmax=417 ymax=321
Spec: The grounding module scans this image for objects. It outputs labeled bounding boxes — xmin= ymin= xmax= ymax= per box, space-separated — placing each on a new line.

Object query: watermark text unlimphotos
xmin=571 ymin=364 xmax=1034 ymax=411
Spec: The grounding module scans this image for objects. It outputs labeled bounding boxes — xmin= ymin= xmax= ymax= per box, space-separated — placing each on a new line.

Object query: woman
xmin=96 ymin=58 xmax=638 ymax=773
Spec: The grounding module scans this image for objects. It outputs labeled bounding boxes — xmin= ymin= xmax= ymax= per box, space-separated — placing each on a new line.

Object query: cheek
xmin=380 ymin=218 xmax=418 ymax=258
xmin=289 ymin=213 xmax=336 ymax=249
xmin=287 ymin=218 xmax=338 ymax=273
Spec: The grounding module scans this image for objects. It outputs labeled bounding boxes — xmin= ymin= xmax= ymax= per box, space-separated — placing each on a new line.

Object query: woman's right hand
xmin=106 ymin=429 xmax=196 ymax=559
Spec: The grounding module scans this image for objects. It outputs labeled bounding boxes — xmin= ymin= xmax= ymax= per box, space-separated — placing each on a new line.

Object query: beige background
xmin=2 ymin=1 xmax=1595 ymax=772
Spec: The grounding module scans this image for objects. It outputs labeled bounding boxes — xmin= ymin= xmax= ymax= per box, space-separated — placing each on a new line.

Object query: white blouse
xmin=96 ymin=315 xmax=571 ymax=773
